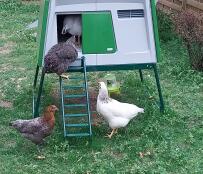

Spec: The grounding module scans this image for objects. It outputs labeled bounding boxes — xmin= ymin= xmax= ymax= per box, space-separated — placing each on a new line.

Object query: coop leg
xmin=139 ymin=69 xmax=144 ymax=82
xmin=153 ymin=64 xmax=164 ymax=112
xmin=33 ymin=65 xmax=40 ymax=88
xmin=59 ymin=76 xmax=66 ymax=137
xmin=33 ymin=65 xmax=40 ymax=117
xmin=34 ymin=68 xmax=46 ymax=117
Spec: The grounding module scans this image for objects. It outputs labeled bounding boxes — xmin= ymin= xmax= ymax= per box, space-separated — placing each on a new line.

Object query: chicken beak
xmin=52 ymin=105 xmax=59 ymax=111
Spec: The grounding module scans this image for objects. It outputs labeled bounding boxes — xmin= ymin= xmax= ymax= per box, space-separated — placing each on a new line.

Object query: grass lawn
xmin=0 ymin=1 xmax=202 ymax=173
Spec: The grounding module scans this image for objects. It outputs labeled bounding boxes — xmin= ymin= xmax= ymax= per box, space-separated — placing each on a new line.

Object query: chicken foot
xmin=36 ymin=145 xmax=45 ymax=160
xmin=105 ymin=128 xmax=118 ymax=139
xmin=60 ymin=73 xmax=69 ymax=80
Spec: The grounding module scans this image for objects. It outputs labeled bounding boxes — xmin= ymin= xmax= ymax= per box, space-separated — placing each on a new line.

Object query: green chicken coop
xmin=33 ymin=0 xmax=164 ymax=138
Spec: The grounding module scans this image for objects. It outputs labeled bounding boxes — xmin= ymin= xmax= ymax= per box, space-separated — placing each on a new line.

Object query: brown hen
xmin=10 ymin=105 xmax=58 ymax=159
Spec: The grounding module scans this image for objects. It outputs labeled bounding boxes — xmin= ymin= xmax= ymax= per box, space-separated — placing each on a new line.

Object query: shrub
xmin=157 ymin=10 xmax=176 ymax=42
xmin=174 ymin=10 xmax=203 ymax=71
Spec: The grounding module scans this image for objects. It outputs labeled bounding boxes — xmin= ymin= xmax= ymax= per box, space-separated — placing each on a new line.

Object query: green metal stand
xmin=33 ymin=66 xmax=45 ymax=118
xmin=85 ymin=63 xmax=164 ymax=112
xmin=33 ymin=65 xmax=40 ymax=88
xmin=139 ymin=69 xmax=144 ymax=82
xmin=33 ymin=65 xmax=39 ymax=117
xmin=152 ymin=64 xmax=164 ymax=112
xmin=32 ymin=61 xmax=164 ymax=139
xmin=138 ymin=65 xmax=164 ymax=112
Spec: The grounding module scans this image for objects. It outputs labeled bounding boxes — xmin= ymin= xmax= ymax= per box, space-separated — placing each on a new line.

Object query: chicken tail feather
xmin=139 ymin=108 xmax=144 ymax=113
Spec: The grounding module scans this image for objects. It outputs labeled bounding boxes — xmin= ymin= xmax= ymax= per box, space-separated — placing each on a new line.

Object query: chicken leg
xmin=114 ymin=128 xmax=118 ymax=134
xmin=105 ymin=128 xmax=117 ymax=139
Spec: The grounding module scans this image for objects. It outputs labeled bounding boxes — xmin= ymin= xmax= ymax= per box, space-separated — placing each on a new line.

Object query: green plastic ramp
xmin=59 ymin=57 xmax=92 ymax=138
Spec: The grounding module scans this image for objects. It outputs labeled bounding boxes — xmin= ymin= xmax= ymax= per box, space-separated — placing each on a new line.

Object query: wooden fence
xmin=158 ymin=0 xmax=203 ymax=12
xmin=157 ymin=0 xmax=203 ymax=24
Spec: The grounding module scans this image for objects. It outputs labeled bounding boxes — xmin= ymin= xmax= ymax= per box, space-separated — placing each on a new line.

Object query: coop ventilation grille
xmin=117 ymin=9 xmax=144 ymax=18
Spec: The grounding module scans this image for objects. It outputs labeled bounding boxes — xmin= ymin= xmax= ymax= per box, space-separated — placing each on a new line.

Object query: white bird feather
xmin=97 ymin=82 xmax=144 ymax=138
xmin=62 ymin=15 xmax=82 ymax=36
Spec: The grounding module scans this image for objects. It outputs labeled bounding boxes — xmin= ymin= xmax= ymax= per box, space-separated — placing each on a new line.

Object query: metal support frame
xmin=85 ymin=63 xmax=165 ymax=111
xmin=32 ymin=62 xmax=164 ymax=121
xmin=59 ymin=76 xmax=66 ymax=137
xmin=152 ymin=64 xmax=164 ymax=112
xmin=139 ymin=66 xmax=164 ymax=111
xmin=139 ymin=69 xmax=144 ymax=82
xmin=33 ymin=65 xmax=39 ymax=116
xmin=82 ymin=56 xmax=93 ymax=138
xmin=138 ymin=66 xmax=164 ymax=112
xmin=33 ymin=67 xmax=46 ymax=118
xmin=33 ymin=65 xmax=40 ymax=88
xmin=138 ymin=65 xmax=164 ymax=112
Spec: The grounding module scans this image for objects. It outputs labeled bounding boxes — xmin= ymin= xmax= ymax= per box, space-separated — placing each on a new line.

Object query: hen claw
xmin=104 ymin=128 xmax=117 ymax=139
xmin=60 ymin=74 xmax=69 ymax=79
xmin=36 ymin=155 xmax=46 ymax=160
xmin=104 ymin=134 xmax=113 ymax=139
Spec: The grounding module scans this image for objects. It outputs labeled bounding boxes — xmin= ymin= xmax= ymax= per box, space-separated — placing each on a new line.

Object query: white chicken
xmin=61 ymin=15 xmax=82 ymax=46
xmin=97 ymin=82 xmax=144 ymax=138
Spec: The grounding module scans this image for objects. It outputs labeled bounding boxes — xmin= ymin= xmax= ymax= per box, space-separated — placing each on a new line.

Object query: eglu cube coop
xmin=33 ymin=0 xmax=164 ymax=138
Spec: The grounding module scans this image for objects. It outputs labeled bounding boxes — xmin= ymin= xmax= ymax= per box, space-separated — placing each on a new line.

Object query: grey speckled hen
xmin=44 ymin=37 xmax=78 ymax=76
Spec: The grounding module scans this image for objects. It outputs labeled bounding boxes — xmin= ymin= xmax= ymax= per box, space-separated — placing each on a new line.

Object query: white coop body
xmin=44 ymin=0 xmax=157 ymax=67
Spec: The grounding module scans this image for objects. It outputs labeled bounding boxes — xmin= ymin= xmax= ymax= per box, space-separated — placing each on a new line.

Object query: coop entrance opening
xmin=57 ymin=14 xmax=82 ymax=50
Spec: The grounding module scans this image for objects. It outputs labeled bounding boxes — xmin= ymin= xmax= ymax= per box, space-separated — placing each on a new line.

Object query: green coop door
xmin=82 ymin=12 xmax=117 ymax=54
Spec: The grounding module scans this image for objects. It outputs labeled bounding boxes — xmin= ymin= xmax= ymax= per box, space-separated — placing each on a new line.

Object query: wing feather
xmin=11 ymin=118 xmax=45 ymax=134
xmin=98 ymin=99 xmax=141 ymax=119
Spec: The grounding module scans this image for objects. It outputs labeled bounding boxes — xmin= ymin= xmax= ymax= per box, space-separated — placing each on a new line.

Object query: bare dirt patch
xmin=0 ymin=64 xmax=13 ymax=73
xmin=0 ymin=34 xmax=7 ymax=40
xmin=0 ymin=100 xmax=13 ymax=108
xmin=0 ymin=42 xmax=15 ymax=55
xmin=51 ymin=87 xmax=105 ymax=125
xmin=18 ymin=67 xmax=26 ymax=71
xmin=4 ymin=140 xmax=17 ymax=149
xmin=10 ymin=77 xmax=27 ymax=89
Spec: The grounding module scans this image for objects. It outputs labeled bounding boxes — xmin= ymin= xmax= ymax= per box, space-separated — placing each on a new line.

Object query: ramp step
xmin=65 ymin=133 xmax=90 ymax=137
xmin=68 ymin=77 xmax=84 ymax=80
xmin=65 ymin=123 xmax=89 ymax=127
xmin=64 ymin=104 xmax=87 ymax=108
xmin=64 ymin=113 xmax=88 ymax=117
xmin=68 ymin=67 xmax=84 ymax=72
xmin=64 ymin=94 xmax=86 ymax=98
xmin=63 ymin=85 xmax=85 ymax=89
